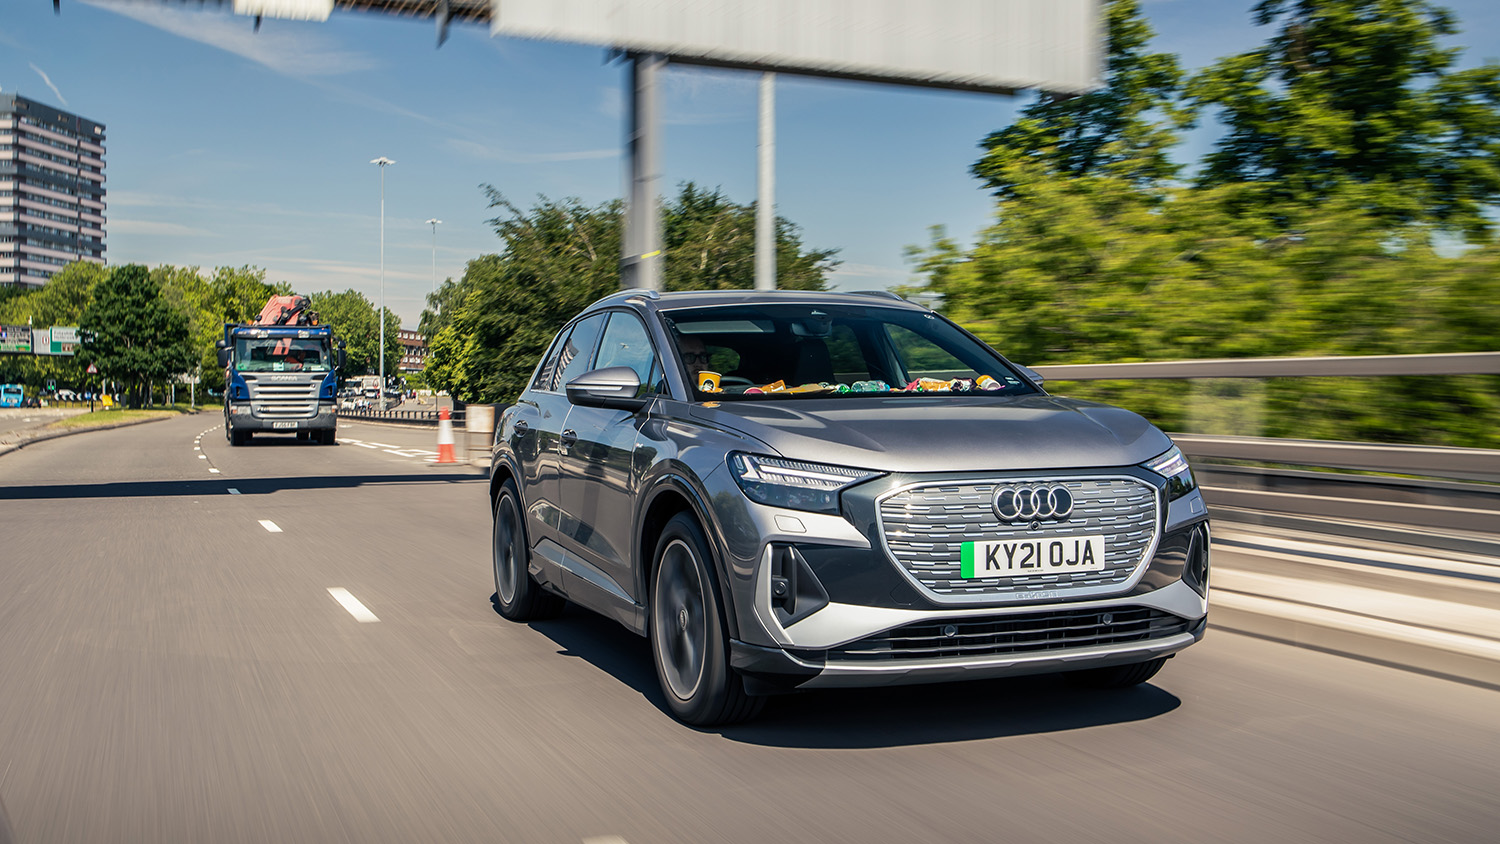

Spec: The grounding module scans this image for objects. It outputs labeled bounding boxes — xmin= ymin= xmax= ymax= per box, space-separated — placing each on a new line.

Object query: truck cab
xmin=217 ymin=323 xmax=345 ymax=446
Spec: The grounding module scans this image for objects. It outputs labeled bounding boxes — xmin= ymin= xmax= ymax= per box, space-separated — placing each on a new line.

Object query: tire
xmin=491 ymin=479 xmax=564 ymax=621
xmin=320 ymin=429 xmax=337 ymax=445
xmin=650 ymin=513 xmax=764 ymax=727
xmin=296 ymin=431 xmax=311 ymax=441
xmin=230 ymin=426 xmax=247 ymax=447
xmin=1066 ymin=657 xmax=1168 ymax=689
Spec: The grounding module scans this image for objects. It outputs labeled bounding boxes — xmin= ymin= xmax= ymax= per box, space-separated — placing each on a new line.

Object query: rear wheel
xmin=230 ymin=426 xmax=248 ymax=447
xmin=650 ymin=513 xmax=764 ymax=726
xmin=491 ymin=479 xmax=563 ymax=621
xmin=1066 ymin=657 xmax=1168 ymax=689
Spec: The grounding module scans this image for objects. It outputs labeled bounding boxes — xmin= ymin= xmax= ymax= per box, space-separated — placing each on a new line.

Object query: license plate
xmin=272 ymin=421 xmax=297 ymax=429
xmin=960 ymin=536 xmax=1107 ymax=579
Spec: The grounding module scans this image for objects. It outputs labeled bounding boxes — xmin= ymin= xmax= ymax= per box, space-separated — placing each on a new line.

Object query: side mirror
xmin=1017 ymin=365 xmax=1045 ymax=388
xmin=565 ymin=366 xmax=648 ymax=411
xmin=337 ymin=345 xmax=347 ymax=370
xmin=215 ymin=339 xmax=230 ymax=368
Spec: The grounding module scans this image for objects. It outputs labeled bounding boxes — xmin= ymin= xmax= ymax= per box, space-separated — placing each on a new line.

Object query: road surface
xmin=0 ymin=415 xmax=1496 ymax=843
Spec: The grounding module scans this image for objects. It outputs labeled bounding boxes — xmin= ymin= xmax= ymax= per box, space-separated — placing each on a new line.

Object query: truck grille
xmin=249 ymin=382 xmax=319 ymax=418
xmin=823 ymin=606 xmax=1189 ymax=662
xmin=877 ymin=477 xmax=1159 ymax=602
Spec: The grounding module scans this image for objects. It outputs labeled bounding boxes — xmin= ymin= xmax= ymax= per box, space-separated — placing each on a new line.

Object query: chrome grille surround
xmin=823 ymin=606 xmax=1190 ymax=662
xmin=249 ymin=381 xmax=320 ymax=418
xmin=876 ymin=475 xmax=1162 ymax=605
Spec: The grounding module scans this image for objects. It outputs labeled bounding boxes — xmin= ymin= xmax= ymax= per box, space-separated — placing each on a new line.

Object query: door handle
xmin=560 ymin=429 xmax=578 ymax=448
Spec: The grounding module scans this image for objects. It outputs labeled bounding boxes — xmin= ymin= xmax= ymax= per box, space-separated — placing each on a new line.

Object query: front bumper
xmin=730 ymin=580 xmax=1207 ymax=692
xmin=229 ymin=405 xmax=337 ymax=432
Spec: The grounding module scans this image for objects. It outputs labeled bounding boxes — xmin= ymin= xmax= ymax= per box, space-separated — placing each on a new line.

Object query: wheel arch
xmin=636 ymin=475 xmax=743 ymax=639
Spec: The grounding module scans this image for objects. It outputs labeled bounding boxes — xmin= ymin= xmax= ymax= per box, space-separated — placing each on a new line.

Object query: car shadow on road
xmin=0 ymin=473 xmax=484 ymax=500
xmin=512 ymin=602 xmax=1182 ymax=748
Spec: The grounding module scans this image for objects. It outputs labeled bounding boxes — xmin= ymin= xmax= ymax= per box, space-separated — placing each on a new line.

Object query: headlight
xmin=728 ymin=453 xmax=880 ymax=515
xmin=1144 ymin=445 xmax=1197 ymax=501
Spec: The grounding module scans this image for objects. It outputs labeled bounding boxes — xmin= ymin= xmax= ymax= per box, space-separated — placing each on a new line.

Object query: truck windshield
xmin=234 ymin=337 xmax=331 ymax=372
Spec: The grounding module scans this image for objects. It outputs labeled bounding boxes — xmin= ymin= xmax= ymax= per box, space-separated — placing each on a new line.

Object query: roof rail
xmin=848 ymin=290 xmax=906 ymax=301
xmin=593 ymin=288 xmax=660 ymax=306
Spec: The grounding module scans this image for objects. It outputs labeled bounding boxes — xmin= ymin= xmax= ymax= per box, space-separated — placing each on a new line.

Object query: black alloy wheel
xmin=491 ymin=479 xmax=563 ymax=621
xmin=649 ymin=513 xmax=764 ymax=726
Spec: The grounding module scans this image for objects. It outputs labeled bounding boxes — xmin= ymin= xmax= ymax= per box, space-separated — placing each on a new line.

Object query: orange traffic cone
xmin=436 ymin=406 xmax=456 ymax=463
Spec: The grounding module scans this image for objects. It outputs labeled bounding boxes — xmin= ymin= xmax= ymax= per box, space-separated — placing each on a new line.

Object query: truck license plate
xmin=272 ymin=421 xmax=297 ymax=429
xmin=960 ymin=536 xmax=1107 ymax=579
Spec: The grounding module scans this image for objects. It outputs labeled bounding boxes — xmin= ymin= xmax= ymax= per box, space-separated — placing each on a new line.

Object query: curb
xmin=0 ymin=411 xmax=200 ymax=458
xmin=1210 ymin=590 xmax=1500 ymax=690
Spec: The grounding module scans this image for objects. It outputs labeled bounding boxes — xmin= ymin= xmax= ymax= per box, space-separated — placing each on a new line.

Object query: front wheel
xmin=491 ymin=479 xmax=564 ymax=621
xmin=650 ymin=513 xmax=764 ymax=727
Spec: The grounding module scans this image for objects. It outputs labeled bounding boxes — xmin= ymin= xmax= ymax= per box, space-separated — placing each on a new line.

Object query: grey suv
xmin=489 ymin=290 xmax=1209 ymax=725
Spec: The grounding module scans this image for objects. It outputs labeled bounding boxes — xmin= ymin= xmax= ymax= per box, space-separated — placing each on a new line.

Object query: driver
xmin=677 ymin=335 xmax=712 ymax=384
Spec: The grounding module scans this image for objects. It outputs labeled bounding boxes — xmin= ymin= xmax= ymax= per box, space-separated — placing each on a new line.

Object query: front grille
xmin=825 ymin=606 xmax=1189 ymax=662
xmin=250 ymin=382 xmax=319 ymax=418
xmin=878 ymin=477 xmax=1159 ymax=601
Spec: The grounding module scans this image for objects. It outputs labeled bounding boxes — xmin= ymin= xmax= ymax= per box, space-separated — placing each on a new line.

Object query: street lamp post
xmin=371 ymin=156 xmax=395 ymax=410
xmin=426 ymin=218 xmax=442 ymax=296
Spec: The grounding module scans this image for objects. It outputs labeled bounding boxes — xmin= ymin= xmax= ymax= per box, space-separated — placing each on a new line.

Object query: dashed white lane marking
xmin=258 ymin=520 xmax=282 ymax=533
xmin=227 ymin=489 xmax=241 ymax=495
xmin=209 ymin=468 xmax=221 ymax=474
xmin=327 ymin=588 xmax=379 ymax=623
xmin=194 ymin=446 xmax=200 ymax=451
xmin=364 ymin=442 xmax=398 ymax=449
xmin=198 ymin=454 xmax=207 ymax=459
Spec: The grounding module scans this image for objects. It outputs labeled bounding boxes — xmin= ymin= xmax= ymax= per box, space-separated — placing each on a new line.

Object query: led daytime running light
xmin=1146 ymin=446 xmax=1190 ymax=479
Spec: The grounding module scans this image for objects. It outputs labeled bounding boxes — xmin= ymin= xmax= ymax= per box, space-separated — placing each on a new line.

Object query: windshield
xmin=660 ymin=303 xmax=1038 ymax=400
xmin=234 ymin=336 xmax=331 ymax=372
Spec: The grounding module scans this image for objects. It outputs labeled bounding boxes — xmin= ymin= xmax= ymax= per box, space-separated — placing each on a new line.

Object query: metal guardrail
xmin=1032 ymin=351 xmax=1500 ymax=380
xmin=1173 ymin=434 xmax=1500 ymax=485
xmin=338 ymin=407 xmax=460 ymax=424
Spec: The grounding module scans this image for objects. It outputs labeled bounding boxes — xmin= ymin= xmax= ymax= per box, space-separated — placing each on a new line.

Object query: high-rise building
xmin=0 ymin=93 xmax=107 ymax=289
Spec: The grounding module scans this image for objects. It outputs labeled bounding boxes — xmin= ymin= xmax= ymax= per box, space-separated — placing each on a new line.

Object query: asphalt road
xmin=1 ymin=414 xmax=1497 ymax=844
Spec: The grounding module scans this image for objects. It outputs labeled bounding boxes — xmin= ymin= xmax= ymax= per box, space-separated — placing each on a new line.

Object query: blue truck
xmin=216 ymin=296 xmax=345 ymax=447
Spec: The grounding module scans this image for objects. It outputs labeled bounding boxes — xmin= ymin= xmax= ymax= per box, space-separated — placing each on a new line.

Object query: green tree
xmin=307 ymin=289 xmax=401 ymax=379
xmin=973 ymin=0 xmax=1185 ymax=200
xmin=1186 ymin=0 xmax=1500 ymax=238
xmin=79 ymin=264 xmax=196 ymax=408
xmin=663 ymin=182 xmax=836 ymax=291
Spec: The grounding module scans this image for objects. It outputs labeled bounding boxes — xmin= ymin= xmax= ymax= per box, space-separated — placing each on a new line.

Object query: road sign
xmin=50 ymin=326 xmax=79 ymax=356
xmin=0 ymin=324 xmax=32 ymax=354
xmin=87 ymin=363 xmax=99 ymax=374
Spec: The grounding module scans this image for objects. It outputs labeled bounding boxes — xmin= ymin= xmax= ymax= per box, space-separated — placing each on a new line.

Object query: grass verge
xmin=42 ymin=405 xmax=204 ymax=432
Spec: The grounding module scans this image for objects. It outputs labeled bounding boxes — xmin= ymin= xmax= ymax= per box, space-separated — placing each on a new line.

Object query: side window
xmin=531 ymin=332 xmax=568 ymax=392
xmin=595 ymin=312 xmax=665 ymax=395
xmin=553 ymin=313 xmax=608 ymax=392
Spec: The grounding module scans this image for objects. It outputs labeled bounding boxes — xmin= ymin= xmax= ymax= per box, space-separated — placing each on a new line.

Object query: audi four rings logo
xmin=993 ymin=485 xmax=1074 ymax=522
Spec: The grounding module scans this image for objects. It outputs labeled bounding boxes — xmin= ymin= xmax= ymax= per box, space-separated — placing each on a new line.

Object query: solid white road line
xmin=258 ymin=520 xmax=282 ymax=533
xmin=327 ymin=588 xmax=379 ymax=622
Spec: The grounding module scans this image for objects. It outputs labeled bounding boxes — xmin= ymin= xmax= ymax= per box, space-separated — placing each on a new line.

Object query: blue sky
xmin=4 ymin=1 xmax=1497 ymax=328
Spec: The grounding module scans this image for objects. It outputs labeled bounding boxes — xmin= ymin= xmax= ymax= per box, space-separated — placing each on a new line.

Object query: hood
xmin=688 ymin=394 xmax=1172 ymax=474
